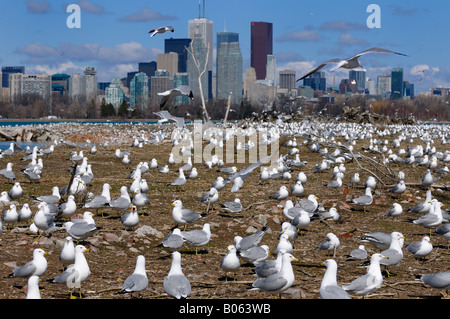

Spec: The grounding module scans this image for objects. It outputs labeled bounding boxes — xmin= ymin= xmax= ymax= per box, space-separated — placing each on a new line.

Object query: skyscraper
xmin=250 ymin=21 xmax=273 ymax=80
xmin=83 ymin=67 xmax=98 ymax=101
xmin=130 ymin=72 xmax=149 ymax=109
xmin=216 ymin=41 xmax=243 ymax=105
xmin=157 ymin=52 xmax=179 ymax=79
xmin=187 ymin=33 xmax=211 ymax=101
xmin=165 ymin=38 xmax=191 ymax=73
xmin=2 ymin=66 xmax=25 ymax=88
xmin=139 ymin=62 xmax=157 ymax=92
xmin=105 ymin=76 xmax=125 ymax=110
xmin=349 ymin=69 xmax=366 ymax=93
xmin=188 ymin=17 xmax=213 ymax=72
xmin=377 ymin=73 xmax=391 ymax=98
xmin=279 ymin=70 xmax=296 ymax=90
xmin=391 ymin=68 xmax=404 ymax=99
xmin=303 ymin=71 xmax=326 ymax=92
xmin=173 ymin=73 xmax=190 ymax=106
xmin=266 ymin=55 xmax=276 ymax=86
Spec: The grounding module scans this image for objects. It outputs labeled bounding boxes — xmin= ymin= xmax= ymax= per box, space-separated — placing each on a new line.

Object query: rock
xmin=134 ymin=225 xmax=163 ymax=238
xmin=103 ymin=232 xmax=121 ymax=242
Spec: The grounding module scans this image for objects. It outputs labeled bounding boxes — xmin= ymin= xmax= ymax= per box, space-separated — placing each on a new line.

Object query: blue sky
xmin=1 ymin=0 xmax=449 ymax=93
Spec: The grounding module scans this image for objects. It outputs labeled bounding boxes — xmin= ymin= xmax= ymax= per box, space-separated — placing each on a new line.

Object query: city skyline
xmin=0 ymin=1 xmax=449 ymax=94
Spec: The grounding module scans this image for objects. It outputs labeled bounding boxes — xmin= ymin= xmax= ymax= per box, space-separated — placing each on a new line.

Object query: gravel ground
xmin=0 ymin=121 xmax=448 ymax=300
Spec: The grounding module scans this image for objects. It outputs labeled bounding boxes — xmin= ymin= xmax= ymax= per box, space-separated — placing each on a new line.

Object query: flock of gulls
xmin=0 ymin=115 xmax=448 ymax=300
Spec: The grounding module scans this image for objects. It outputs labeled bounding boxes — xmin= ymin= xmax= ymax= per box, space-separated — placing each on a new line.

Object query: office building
xmin=349 ymin=69 xmax=366 ymax=93
xmin=188 ymin=17 xmax=213 ymax=73
xmin=173 ymin=73 xmax=190 ymax=106
xmin=130 ymin=72 xmax=149 ymax=109
xmin=303 ymin=71 xmax=326 ymax=92
xmin=83 ymin=67 xmax=98 ymax=100
xmin=150 ymin=70 xmax=173 ymax=109
xmin=266 ymin=55 xmax=276 ymax=86
xmin=187 ymin=33 xmax=211 ymax=101
xmin=216 ymin=33 xmax=243 ymax=105
xmin=2 ymin=66 xmax=25 ymax=88
xmin=403 ymin=81 xmax=414 ymax=98
xmin=157 ymin=52 xmax=179 ymax=79
xmin=9 ymin=73 xmax=51 ymax=101
xmin=165 ymin=38 xmax=191 ymax=73
xmin=339 ymin=79 xmax=357 ymax=95
xmin=51 ymin=74 xmax=70 ymax=95
xmin=365 ymin=78 xmax=376 ymax=95
xmin=279 ymin=70 xmax=296 ymax=91
xmin=138 ymin=62 xmax=157 ymax=91
xmin=105 ymin=76 xmax=125 ymax=110
xmin=69 ymin=73 xmax=82 ymax=99
xmin=377 ymin=73 xmax=391 ymax=98
xmin=250 ymin=21 xmax=273 ymax=80
xmin=391 ymin=68 xmax=404 ymax=99
xmin=126 ymin=71 xmax=138 ymax=89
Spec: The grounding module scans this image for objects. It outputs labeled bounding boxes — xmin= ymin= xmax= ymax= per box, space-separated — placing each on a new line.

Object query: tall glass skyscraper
xmin=165 ymin=38 xmax=191 ymax=73
xmin=130 ymin=72 xmax=149 ymax=109
xmin=251 ymin=22 xmax=273 ymax=80
xmin=349 ymin=69 xmax=366 ymax=93
xmin=303 ymin=71 xmax=326 ymax=91
xmin=391 ymin=68 xmax=404 ymax=99
xmin=216 ymin=36 xmax=243 ymax=105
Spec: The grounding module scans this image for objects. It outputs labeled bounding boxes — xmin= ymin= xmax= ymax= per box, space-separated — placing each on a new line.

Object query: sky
xmin=1 ymin=0 xmax=449 ymax=93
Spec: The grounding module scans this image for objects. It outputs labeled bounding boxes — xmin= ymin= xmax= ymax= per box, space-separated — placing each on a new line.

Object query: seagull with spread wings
xmin=296 ymin=47 xmax=407 ymax=82
xmin=148 ymin=26 xmax=174 ymax=37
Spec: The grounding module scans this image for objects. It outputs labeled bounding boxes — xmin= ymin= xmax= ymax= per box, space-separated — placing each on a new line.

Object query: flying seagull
xmin=153 ymin=110 xmax=185 ymax=128
xmin=158 ymin=85 xmax=194 ymax=109
xmin=296 ymin=47 xmax=407 ymax=82
xmin=148 ymin=26 xmax=174 ymax=37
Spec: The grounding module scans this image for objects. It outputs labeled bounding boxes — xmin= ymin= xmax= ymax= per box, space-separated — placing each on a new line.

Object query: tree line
xmin=0 ymin=92 xmax=448 ymax=122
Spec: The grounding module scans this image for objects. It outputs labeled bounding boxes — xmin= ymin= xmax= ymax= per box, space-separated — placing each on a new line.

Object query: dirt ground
xmin=0 ymin=121 xmax=448 ymax=300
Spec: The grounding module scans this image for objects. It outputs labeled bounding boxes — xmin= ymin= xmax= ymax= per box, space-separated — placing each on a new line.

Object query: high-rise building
xmin=69 ymin=73 xmax=82 ymax=98
xmin=82 ymin=67 xmax=98 ymax=101
xmin=2 ymin=66 xmax=25 ymax=88
xmin=279 ymin=70 xmax=296 ymax=90
xmin=150 ymin=70 xmax=173 ymax=109
xmin=266 ymin=55 xmax=276 ymax=86
xmin=339 ymin=79 xmax=357 ymax=95
xmin=391 ymin=68 xmax=403 ymax=99
xmin=127 ymin=71 xmax=138 ymax=89
xmin=130 ymin=72 xmax=149 ymax=109
xmin=9 ymin=73 xmax=51 ymax=101
xmin=303 ymin=71 xmax=326 ymax=92
xmin=105 ymin=76 xmax=125 ymax=110
xmin=349 ymin=69 xmax=366 ymax=93
xmin=365 ymin=78 xmax=376 ymax=95
xmin=377 ymin=73 xmax=391 ymax=98
xmin=188 ymin=17 xmax=213 ymax=73
xmin=157 ymin=52 xmax=179 ymax=79
xmin=250 ymin=21 xmax=273 ymax=80
xmin=139 ymin=62 xmax=157 ymax=91
xmin=403 ymin=81 xmax=414 ymax=98
xmin=165 ymin=38 xmax=191 ymax=73
xmin=216 ymin=32 xmax=243 ymax=105
xmin=173 ymin=73 xmax=190 ymax=106
xmin=187 ymin=33 xmax=211 ymax=101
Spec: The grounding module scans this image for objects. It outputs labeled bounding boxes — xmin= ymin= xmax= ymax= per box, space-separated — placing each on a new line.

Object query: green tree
xmin=117 ymin=100 xmax=128 ymax=118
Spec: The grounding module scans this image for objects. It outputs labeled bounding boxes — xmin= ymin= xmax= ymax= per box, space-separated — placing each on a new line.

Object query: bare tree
xmin=186 ymin=38 xmax=210 ymax=123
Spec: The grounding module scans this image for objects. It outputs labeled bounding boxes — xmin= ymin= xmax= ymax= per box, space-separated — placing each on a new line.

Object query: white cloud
xmin=276 ymin=30 xmax=321 ymax=42
xmin=119 ymin=7 xmax=176 ymax=22
xmin=28 ymin=61 xmax=85 ymax=75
